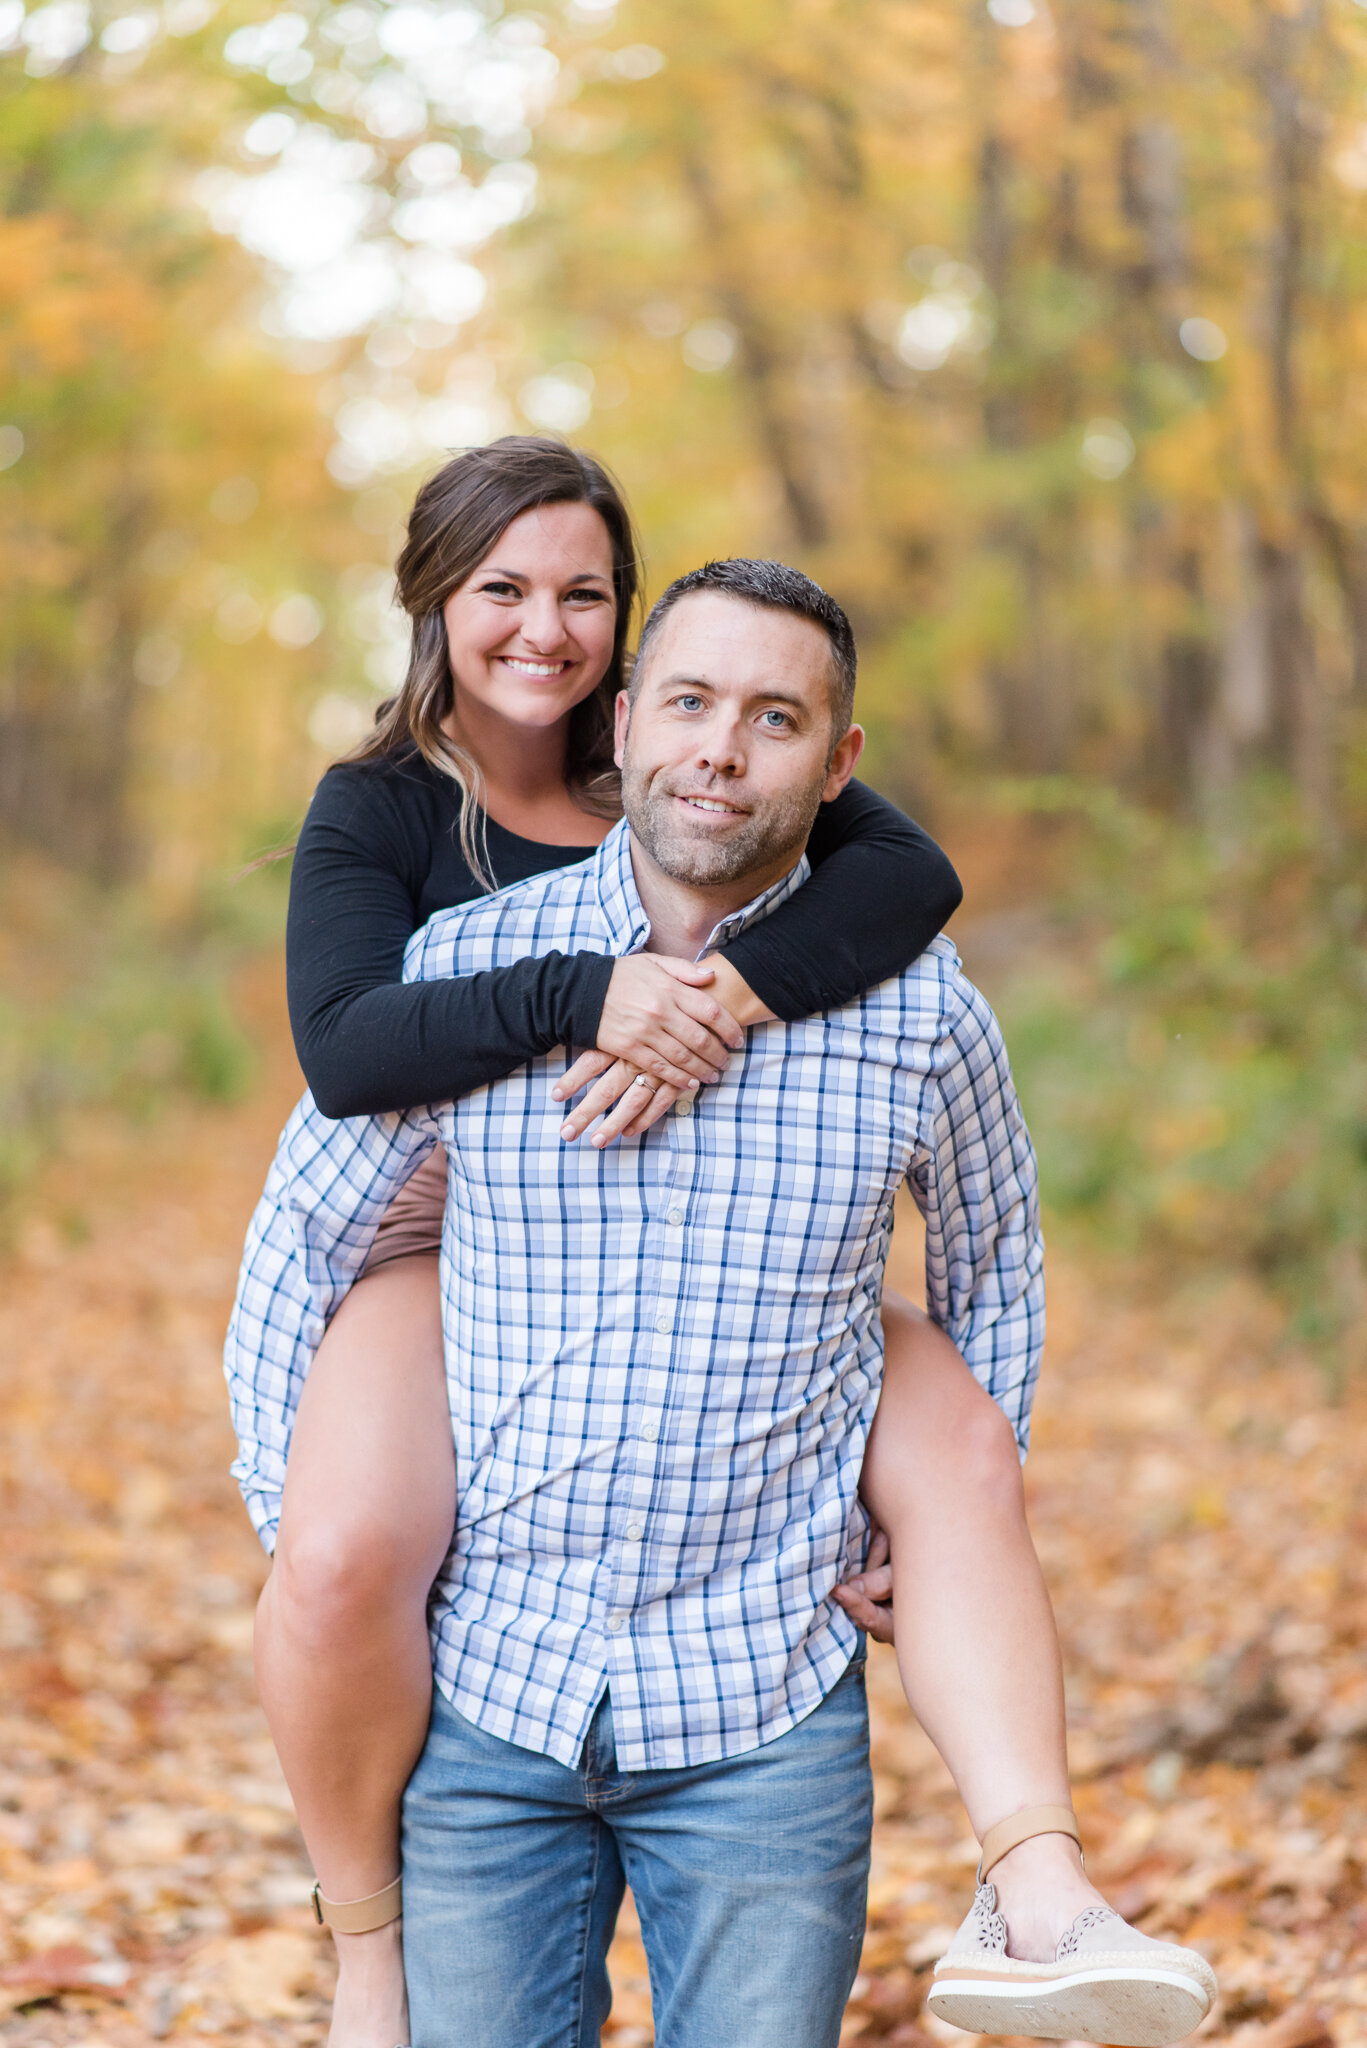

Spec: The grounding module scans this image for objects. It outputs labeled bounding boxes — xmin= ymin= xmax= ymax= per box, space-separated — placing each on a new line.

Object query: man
xmin=227 ymin=559 xmax=1044 ymax=2048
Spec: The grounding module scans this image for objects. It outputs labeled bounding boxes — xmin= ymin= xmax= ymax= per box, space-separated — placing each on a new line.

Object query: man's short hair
xmin=631 ymin=558 xmax=857 ymax=733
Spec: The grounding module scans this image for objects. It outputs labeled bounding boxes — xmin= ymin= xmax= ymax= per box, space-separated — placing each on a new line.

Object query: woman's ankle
xmin=987 ymin=1833 xmax=1107 ymax=1959
xmin=327 ymin=1918 xmax=409 ymax=2048
xmin=332 ymin=1917 xmax=406 ymax=1965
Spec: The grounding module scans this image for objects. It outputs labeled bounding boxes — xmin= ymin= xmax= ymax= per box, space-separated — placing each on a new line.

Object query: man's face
xmin=614 ymin=591 xmax=864 ymax=892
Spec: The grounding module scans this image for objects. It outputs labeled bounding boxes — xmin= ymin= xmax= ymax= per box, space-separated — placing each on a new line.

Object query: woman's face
xmin=442 ymin=501 xmax=617 ymax=734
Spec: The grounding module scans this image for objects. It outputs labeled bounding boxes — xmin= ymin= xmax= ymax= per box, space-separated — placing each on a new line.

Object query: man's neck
xmin=629 ymin=838 xmax=801 ymax=960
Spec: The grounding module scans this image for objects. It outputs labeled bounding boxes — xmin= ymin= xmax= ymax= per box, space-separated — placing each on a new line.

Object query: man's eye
xmin=677 ymin=694 xmax=704 ymax=712
xmin=761 ymin=710 xmax=792 ymax=730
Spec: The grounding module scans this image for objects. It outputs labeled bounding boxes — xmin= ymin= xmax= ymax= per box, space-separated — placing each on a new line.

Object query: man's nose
xmin=691 ymin=714 xmax=746 ymax=775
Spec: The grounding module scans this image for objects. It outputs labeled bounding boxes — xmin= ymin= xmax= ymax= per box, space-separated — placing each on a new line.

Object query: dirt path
xmin=0 ymin=966 xmax=1363 ymax=2047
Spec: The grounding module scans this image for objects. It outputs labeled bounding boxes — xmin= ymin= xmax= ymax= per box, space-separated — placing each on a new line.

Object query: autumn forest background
xmin=1 ymin=0 xmax=1365 ymax=2043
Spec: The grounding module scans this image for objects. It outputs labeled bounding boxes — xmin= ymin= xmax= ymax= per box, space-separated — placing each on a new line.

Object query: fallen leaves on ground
xmin=0 ymin=965 xmax=1362 ymax=2046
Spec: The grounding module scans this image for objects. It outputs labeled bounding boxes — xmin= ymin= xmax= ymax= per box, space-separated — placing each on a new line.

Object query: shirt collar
xmin=593 ymin=817 xmax=811 ymax=960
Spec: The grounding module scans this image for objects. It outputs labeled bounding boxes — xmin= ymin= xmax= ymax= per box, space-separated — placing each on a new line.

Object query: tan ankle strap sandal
xmin=310 ymin=1874 xmax=403 ymax=1933
xmin=930 ymin=1802 xmax=1218 ymax=2046
xmin=977 ymin=1802 xmax=1082 ymax=1881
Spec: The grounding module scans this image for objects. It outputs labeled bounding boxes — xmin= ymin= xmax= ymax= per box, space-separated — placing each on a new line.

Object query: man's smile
xmin=675 ymin=793 xmax=748 ymax=816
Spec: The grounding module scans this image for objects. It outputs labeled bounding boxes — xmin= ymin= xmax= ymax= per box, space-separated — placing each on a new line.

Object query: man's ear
xmin=613 ymin=689 xmax=631 ymax=769
xmin=820 ymin=722 xmax=865 ymax=803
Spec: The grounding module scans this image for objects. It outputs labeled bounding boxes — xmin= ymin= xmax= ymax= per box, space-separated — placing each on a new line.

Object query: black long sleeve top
xmin=286 ymin=748 xmax=963 ymax=1120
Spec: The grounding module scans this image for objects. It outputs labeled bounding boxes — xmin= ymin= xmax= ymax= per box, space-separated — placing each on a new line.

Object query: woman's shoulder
xmin=318 ymin=741 xmax=448 ymax=797
xmin=308 ymin=745 xmax=450 ymax=824
xmin=299 ymin=746 xmax=455 ymax=874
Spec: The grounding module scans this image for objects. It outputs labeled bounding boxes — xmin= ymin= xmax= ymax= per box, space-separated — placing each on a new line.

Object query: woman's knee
xmin=271 ymin=1507 xmax=435 ymax=1641
xmin=948 ymin=1388 xmax=1025 ymax=1502
xmin=871 ymin=1307 xmax=1024 ymax=1509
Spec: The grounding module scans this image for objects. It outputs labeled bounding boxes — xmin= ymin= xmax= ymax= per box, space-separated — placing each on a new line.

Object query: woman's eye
xmin=566 ymin=586 xmax=609 ymax=604
xmin=479 ymin=580 xmax=522 ymax=598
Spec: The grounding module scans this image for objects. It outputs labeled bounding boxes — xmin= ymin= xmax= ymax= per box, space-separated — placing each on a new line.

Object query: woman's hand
xmin=553 ymin=953 xmax=775 ymax=1149
xmin=559 ymin=1059 xmax=690 ymax=1146
xmin=552 ymin=955 xmax=745 ymax=1104
xmin=831 ymin=1521 xmax=895 ymax=1645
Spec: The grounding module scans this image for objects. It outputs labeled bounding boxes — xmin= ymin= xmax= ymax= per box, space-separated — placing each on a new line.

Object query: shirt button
xmin=674 ymin=1094 xmax=694 ymax=1118
xmin=654 ymin=1311 xmax=672 ymax=1335
xmin=605 ymin=1614 xmax=625 ymax=1634
xmin=666 ymin=1208 xmax=685 ymax=1227
xmin=639 ymin=1421 xmax=659 ymax=1442
xmin=625 ymin=1522 xmax=644 ymax=1541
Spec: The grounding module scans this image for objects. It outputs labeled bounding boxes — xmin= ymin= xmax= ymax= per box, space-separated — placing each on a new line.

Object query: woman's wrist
xmin=700 ymin=953 xmax=776 ymax=1028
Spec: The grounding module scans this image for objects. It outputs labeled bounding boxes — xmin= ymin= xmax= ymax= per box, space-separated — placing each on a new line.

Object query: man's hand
xmin=831 ymin=1522 xmax=895 ymax=1645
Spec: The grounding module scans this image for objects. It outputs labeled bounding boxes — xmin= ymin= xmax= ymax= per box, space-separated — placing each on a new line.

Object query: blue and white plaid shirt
xmin=225 ymin=819 xmax=1043 ymax=1772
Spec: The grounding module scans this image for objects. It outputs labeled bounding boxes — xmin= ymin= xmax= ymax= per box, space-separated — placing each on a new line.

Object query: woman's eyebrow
xmin=476 ymin=564 xmax=613 ymax=586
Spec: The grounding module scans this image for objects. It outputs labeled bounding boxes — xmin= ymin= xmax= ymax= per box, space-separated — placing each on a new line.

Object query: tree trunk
xmin=0 ymin=490 xmax=149 ymax=877
xmin=681 ymin=150 xmax=829 ymax=548
xmin=1250 ymin=0 xmax=1329 ymax=811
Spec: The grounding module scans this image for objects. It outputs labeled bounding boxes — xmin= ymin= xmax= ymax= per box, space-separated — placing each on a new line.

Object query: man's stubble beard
xmin=620 ymin=749 xmax=825 ymax=890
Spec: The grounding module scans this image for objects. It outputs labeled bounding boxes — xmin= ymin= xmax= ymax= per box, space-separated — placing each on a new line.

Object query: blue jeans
xmin=401 ymin=1655 xmax=872 ymax=2048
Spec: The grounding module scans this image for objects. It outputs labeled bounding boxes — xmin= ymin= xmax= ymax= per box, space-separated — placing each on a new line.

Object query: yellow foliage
xmin=0 ymin=39 xmax=375 ymax=894
xmin=492 ymin=0 xmax=1367 ymax=817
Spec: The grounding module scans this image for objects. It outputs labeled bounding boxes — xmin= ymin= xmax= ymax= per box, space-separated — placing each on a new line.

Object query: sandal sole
xmin=927 ymin=1964 xmax=1212 ymax=2046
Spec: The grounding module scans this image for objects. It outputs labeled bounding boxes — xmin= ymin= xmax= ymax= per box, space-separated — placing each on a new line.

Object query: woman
xmin=252 ymin=438 xmax=1211 ymax=2048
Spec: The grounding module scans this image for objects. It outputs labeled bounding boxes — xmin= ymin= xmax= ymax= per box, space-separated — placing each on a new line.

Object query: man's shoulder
xmin=837 ymin=934 xmax=1006 ymax=1071
xmin=403 ymin=854 xmax=602 ymax=979
xmin=865 ymin=932 xmax=976 ymax=1023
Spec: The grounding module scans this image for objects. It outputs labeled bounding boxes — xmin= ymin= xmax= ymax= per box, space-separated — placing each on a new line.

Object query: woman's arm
xmin=555 ymin=780 xmax=962 ymax=1147
xmin=287 ymin=765 xmax=739 ymax=1120
xmin=718 ymin=778 xmax=962 ymax=1018
xmin=287 ymin=769 xmax=614 ymax=1118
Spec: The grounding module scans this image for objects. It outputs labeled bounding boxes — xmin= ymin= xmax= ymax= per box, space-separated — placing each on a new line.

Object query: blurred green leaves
xmin=994 ymin=784 xmax=1367 ymax=1366
xmin=0 ymin=849 xmax=292 ymax=1231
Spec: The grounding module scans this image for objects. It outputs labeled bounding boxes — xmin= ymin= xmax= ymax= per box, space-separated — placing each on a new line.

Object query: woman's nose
xmin=519 ymin=592 xmax=569 ymax=651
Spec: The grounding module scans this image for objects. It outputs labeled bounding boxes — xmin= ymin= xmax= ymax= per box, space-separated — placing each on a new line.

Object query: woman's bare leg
xmin=839 ymin=1292 xmax=1111 ymax=1961
xmin=254 ymin=1254 xmax=453 ymax=2048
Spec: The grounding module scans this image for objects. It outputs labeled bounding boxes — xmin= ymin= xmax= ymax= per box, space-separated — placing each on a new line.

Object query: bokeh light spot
xmin=101 ymin=12 xmax=157 ymax=55
xmin=1079 ymin=418 xmax=1135 ymax=480
xmin=1179 ymin=317 xmax=1227 ymax=362
xmin=682 ymin=320 xmax=737 ymax=372
xmin=520 ymin=367 xmax=594 ymax=432
xmin=269 ymin=594 xmax=325 ymax=649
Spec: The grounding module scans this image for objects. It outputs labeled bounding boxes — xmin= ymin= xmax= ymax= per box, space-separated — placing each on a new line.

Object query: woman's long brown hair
xmin=350 ymin=435 xmax=640 ymax=887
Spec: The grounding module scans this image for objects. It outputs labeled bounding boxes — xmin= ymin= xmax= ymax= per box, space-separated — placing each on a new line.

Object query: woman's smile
xmin=497 ymin=654 xmax=574 ymax=678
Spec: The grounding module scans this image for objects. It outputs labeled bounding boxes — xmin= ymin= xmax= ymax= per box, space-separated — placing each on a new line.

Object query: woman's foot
xmin=927 ymin=1835 xmax=1217 ymax=2046
xmin=328 ymin=1919 xmax=410 ymax=2048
